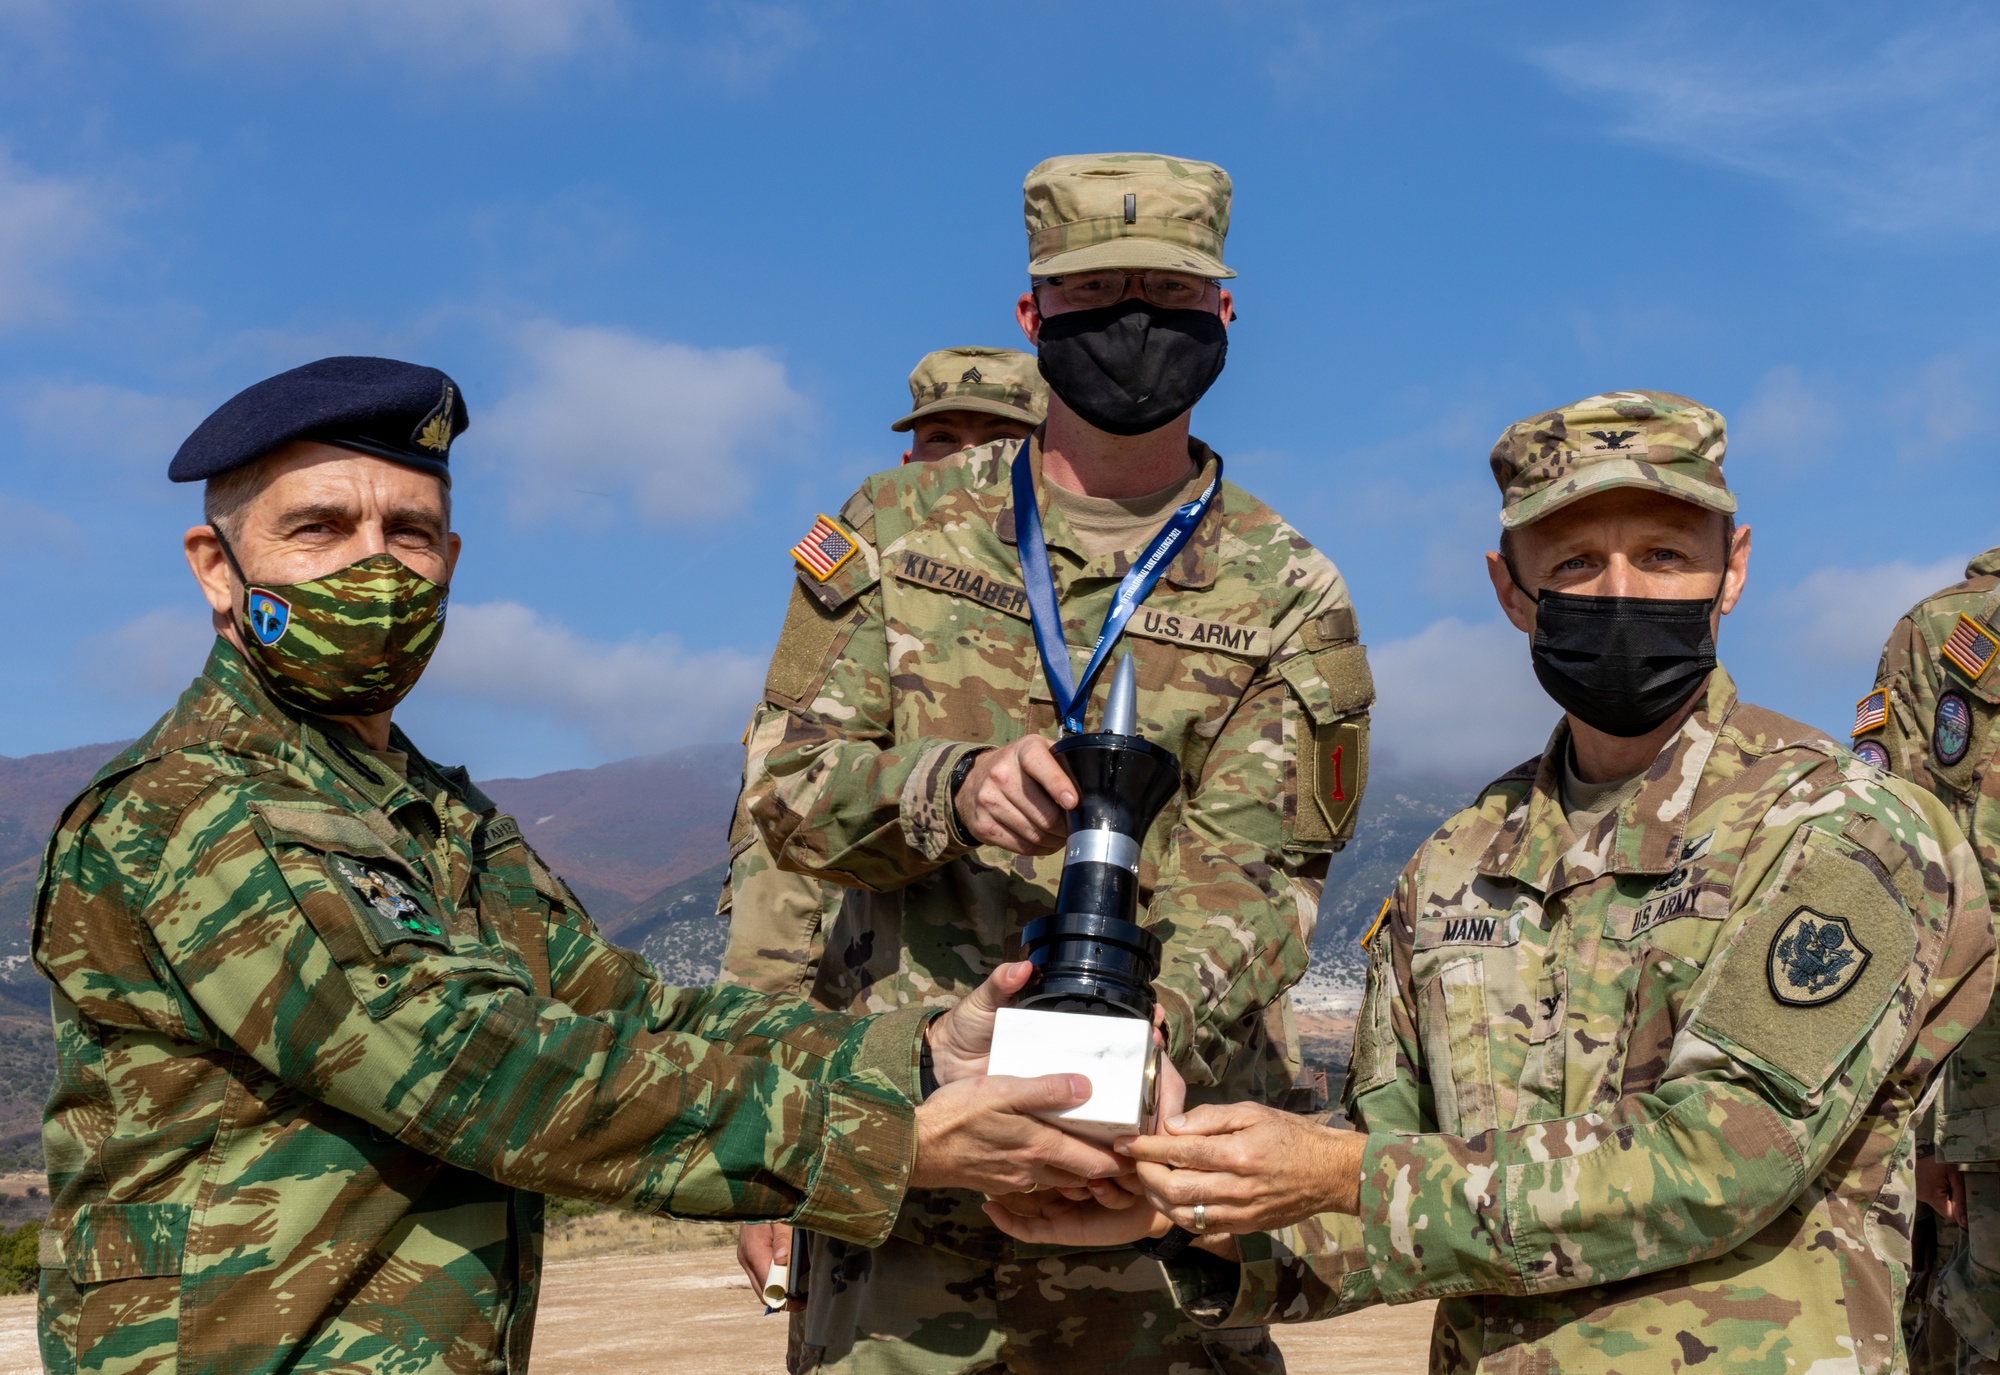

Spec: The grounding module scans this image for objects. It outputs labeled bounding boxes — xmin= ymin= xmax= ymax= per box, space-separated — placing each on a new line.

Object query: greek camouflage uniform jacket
xmin=1169 ymin=669 xmax=1996 ymax=1375
xmin=736 ymin=438 xmax=1373 ymax=1257
xmin=33 ymin=641 xmax=930 ymax=1375
xmin=1857 ymin=547 xmax=2000 ymax=1361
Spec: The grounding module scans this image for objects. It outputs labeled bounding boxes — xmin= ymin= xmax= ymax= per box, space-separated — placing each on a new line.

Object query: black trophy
xmin=985 ymin=651 xmax=1175 ymax=1140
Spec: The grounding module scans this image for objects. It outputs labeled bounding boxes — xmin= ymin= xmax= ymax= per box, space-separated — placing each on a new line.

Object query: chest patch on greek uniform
xmin=892 ymin=551 xmax=1030 ymax=618
xmin=1768 ymin=907 xmax=1871 ymax=1005
xmin=331 ymin=854 xmax=449 ymax=951
xmin=1125 ymin=608 xmax=1272 ymax=659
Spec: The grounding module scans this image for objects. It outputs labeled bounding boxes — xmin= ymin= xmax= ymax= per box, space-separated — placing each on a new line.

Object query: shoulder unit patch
xmin=791 ymin=514 xmax=859 ymax=582
xmin=1853 ymin=739 xmax=1891 ymax=770
xmin=1941 ymin=612 xmax=2000 ymax=682
xmin=1852 ymin=688 xmax=1888 ymax=738
xmin=1934 ymin=689 xmax=1975 ymax=765
xmin=1767 ymin=906 xmax=1870 ymax=1006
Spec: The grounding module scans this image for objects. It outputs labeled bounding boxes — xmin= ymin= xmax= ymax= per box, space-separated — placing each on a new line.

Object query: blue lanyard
xmin=1011 ymin=447 xmax=1222 ymax=734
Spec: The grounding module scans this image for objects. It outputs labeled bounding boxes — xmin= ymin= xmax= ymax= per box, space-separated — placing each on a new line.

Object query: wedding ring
xmin=1192 ymin=1203 xmax=1207 ymax=1233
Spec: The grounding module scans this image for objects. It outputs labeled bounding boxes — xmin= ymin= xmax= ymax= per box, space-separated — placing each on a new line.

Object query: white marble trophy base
xmin=985 ymin=1006 xmax=1160 ymax=1143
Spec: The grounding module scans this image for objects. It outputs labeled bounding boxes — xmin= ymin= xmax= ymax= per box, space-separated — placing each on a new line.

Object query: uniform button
xmin=376 ymin=973 xmax=391 ymax=988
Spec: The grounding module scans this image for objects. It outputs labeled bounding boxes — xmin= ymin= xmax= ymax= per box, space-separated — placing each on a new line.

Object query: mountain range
xmin=0 ymin=738 xmax=1476 ymax=1170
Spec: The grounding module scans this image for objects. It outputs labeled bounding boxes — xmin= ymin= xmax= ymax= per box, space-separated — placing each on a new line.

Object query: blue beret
xmin=168 ymin=355 xmax=469 ymax=484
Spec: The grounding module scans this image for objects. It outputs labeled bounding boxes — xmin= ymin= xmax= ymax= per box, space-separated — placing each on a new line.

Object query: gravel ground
xmin=0 ymin=1237 xmax=1438 ymax=1374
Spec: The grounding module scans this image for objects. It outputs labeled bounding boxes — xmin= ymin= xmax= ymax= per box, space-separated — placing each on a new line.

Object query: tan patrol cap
xmin=1490 ymin=390 xmax=1737 ymax=530
xmin=889 ymin=347 xmax=1047 ymax=433
xmin=1024 ymin=153 xmax=1234 ymax=280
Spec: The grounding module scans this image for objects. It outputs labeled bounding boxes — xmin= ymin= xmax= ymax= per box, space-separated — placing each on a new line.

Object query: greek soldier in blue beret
xmin=34 ymin=355 xmax=1128 ymax=1375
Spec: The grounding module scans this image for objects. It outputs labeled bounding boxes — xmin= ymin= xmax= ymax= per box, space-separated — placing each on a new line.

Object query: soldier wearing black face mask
xmin=729 ymin=152 xmax=1376 ymax=1374
xmin=980 ymin=390 xmax=1995 ymax=1375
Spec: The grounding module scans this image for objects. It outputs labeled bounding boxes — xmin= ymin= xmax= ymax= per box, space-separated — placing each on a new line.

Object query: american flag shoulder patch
xmin=1941 ymin=613 xmax=2000 ymax=682
xmin=1852 ymin=687 xmax=1889 ymax=737
xmin=790 ymin=514 xmax=859 ymax=582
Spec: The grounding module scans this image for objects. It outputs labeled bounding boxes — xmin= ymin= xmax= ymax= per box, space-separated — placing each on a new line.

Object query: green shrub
xmin=0 ymin=1221 xmax=40 ymax=1295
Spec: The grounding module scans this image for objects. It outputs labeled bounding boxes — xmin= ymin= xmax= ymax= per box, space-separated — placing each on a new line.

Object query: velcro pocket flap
xmin=65 ymin=1202 xmax=189 ymax=1284
xmin=1690 ymin=826 xmax=1918 ymax=1104
xmin=1277 ymin=645 xmax=1374 ymax=721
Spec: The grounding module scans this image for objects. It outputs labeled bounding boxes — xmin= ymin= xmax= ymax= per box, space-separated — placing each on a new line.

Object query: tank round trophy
xmin=984 ymin=652 xmax=1177 ymax=1141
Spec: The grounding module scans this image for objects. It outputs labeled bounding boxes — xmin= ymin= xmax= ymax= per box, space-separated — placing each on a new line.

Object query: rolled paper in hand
xmin=762 ymin=1261 xmax=790 ymax=1309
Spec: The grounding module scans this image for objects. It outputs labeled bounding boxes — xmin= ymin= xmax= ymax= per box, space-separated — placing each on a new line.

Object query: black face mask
xmin=1036 ymin=298 xmax=1228 ymax=437
xmin=1527 ymin=588 xmax=1718 ymax=738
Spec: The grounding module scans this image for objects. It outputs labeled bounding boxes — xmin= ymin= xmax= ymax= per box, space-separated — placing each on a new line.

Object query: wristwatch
xmin=1134 ymin=1225 xmax=1196 ymax=1261
xmin=947 ymin=748 xmax=988 ymax=841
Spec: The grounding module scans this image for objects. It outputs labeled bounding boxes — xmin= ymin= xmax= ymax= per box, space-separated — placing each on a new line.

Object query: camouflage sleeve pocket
xmin=1689 ymin=826 xmax=1918 ymax=1105
xmin=251 ymin=803 xmax=502 ymax=1021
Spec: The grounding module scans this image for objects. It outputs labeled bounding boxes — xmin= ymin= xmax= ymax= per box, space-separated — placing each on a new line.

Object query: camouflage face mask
xmin=215 ymin=530 xmax=448 ymax=716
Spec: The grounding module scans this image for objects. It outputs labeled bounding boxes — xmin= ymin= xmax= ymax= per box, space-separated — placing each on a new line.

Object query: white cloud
xmin=1773 ymin=555 xmax=1968 ymax=672
xmin=1368 ymin=616 xmax=1555 ymax=779
xmin=0 ymin=149 xmax=110 ymax=327
xmin=75 ymin=605 xmax=214 ymax=702
xmin=486 ymin=321 xmax=813 ymax=526
xmin=415 ymin=599 xmax=763 ymax=755
xmin=1733 ymin=365 xmax=1838 ymax=471
xmin=1535 ymin=10 xmax=2000 ymax=236
xmin=1890 ymin=353 xmax=1987 ymax=460
xmin=14 ymin=381 xmax=204 ymax=469
xmin=155 ymin=0 xmax=625 ymax=67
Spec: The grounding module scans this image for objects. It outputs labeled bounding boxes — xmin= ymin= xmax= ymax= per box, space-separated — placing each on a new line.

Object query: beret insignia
xmin=413 ymin=381 xmax=457 ymax=455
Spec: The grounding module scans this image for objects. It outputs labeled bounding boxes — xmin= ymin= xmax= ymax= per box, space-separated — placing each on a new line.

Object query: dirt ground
xmin=0 ymin=1233 xmax=1436 ymax=1375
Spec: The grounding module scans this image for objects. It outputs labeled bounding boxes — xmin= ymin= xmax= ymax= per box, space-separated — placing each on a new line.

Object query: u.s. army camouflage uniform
xmin=34 ymin=640 xmax=932 ymax=1375
xmin=1164 ymin=668 xmax=1996 ymax=1374
xmin=738 ymin=435 xmax=1373 ymax=1372
xmin=1856 ymin=548 xmax=2000 ymax=1374
xmin=719 ymin=349 xmax=1051 ymax=1004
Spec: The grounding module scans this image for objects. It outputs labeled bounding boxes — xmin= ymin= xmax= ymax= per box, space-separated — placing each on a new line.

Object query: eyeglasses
xmin=1034 ymin=269 xmax=1216 ymax=311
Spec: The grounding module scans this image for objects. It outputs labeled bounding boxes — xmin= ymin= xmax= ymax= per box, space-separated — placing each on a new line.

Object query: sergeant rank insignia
xmin=1852 ymin=688 xmax=1888 ymax=737
xmin=1767 ymin=905 xmax=1870 ymax=1006
xmin=1941 ymin=612 xmax=1999 ymax=681
xmin=791 ymin=514 xmax=858 ymax=581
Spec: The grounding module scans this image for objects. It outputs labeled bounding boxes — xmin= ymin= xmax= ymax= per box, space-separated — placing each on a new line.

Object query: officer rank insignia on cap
xmin=1941 ymin=613 xmax=1999 ymax=681
xmin=1852 ymin=688 xmax=1888 ymax=737
xmin=1767 ymin=906 xmax=1870 ymax=1006
xmin=413 ymin=381 xmax=458 ymax=455
xmin=791 ymin=514 xmax=858 ymax=581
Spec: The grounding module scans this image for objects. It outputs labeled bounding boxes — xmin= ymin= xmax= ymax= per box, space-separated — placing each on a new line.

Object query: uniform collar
xmin=1477 ymin=666 xmax=1739 ymax=896
xmin=996 ymin=434 xmax=1221 ymax=591
xmin=200 ymin=636 xmax=436 ymax=824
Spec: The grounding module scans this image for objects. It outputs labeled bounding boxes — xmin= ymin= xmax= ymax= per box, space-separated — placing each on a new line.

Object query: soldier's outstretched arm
xmin=1127 ymin=777 xmax=1996 ymax=1322
xmin=48 ymin=789 xmax=1126 ymax=1245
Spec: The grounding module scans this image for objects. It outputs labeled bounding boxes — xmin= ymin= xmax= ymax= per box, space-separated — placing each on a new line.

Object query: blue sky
xmin=1 ymin=1 xmax=1995 ymax=780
